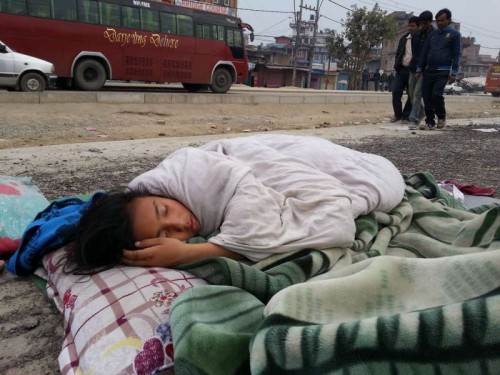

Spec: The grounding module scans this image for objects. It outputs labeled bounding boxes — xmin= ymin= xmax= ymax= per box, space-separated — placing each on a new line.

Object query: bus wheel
xmin=210 ymin=68 xmax=232 ymax=93
xmin=182 ymin=83 xmax=208 ymax=92
xmin=19 ymin=72 xmax=46 ymax=92
xmin=74 ymin=59 xmax=106 ymax=91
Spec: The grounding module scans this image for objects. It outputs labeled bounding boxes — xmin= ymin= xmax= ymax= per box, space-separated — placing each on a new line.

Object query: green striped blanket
xmin=170 ymin=172 xmax=500 ymax=375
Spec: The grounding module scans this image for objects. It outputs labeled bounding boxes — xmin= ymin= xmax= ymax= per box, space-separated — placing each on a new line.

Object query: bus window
xmin=52 ymin=0 xmax=77 ymax=21
xmin=122 ymin=5 xmax=140 ymax=29
xmin=227 ymin=28 xmax=243 ymax=47
xmin=227 ymin=28 xmax=234 ymax=46
xmin=217 ymin=25 xmax=225 ymax=41
xmin=177 ymin=14 xmax=193 ymax=36
xmin=227 ymin=28 xmax=244 ymax=59
xmin=196 ymin=24 xmax=211 ymax=39
xmin=234 ymin=30 xmax=242 ymax=47
xmin=1 ymin=0 xmax=27 ymax=14
xmin=99 ymin=2 xmax=120 ymax=27
xmin=77 ymin=0 xmax=98 ymax=24
xmin=141 ymin=8 xmax=159 ymax=32
xmin=160 ymin=12 xmax=176 ymax=34
xmin=212 ymin=25 xmax=224 ymax=41
xmin=27 ymin=0 xmax=51 ymax=18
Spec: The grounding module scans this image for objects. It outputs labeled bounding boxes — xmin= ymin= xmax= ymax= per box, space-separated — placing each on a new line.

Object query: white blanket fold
xmin=128 ymin=134 xmax=405 ymax=261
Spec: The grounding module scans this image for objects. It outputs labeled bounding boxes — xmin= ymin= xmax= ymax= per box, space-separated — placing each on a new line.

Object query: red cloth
xmin=443 ymin=180 xmax=496 ymax=197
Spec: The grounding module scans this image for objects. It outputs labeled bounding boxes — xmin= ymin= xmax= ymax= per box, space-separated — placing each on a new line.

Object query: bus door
xmin=195 ymin=23 xmax=212 ymax=55
xmin=226 ymin=27 xmax=244 ymax=60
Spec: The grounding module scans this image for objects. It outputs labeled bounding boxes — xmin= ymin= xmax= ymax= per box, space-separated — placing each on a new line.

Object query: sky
xmin=238 ymin=0 xmax=500 ymax=58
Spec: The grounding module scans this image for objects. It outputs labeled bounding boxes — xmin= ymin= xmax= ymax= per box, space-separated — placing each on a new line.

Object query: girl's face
xmin=128 ymin=196 xmax=200 ymax=242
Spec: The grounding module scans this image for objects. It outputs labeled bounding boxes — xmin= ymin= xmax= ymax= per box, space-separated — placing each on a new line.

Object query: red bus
xmin=0 ymin=0 xmax=253 ymax=93
xmin=484 ymin=63 xmax=500 ymax=97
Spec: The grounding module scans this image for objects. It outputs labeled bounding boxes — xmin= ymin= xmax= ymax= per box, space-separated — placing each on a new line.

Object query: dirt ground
xmin=0 ymin=94 xmax=499 ymax=374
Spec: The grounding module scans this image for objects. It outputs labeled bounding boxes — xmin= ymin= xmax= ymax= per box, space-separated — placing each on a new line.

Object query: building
xmin=288 ymin=15 xmax=338 ymax=89
xmin=379 ymin=11 xmax=412 ymax=74
xmin=161 ymin=0 xmax=238 ymax=16
xmin=460 ymin=37 xmax=496 ymax=77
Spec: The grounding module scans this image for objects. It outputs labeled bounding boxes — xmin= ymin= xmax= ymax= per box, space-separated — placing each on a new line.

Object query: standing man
xmin=387 ymin=71 xmax=395 ymax=92
xmin=416 ymin=8 xmax=462 ymax=130
xmin=391 ymin=16 xmax=419 ymax=123
xmin=407 ymin=10 xmax=434 ymax=130
xmin=361 ymin=69 xmax=370 ymax=90
xmin=380 ymin=71 xmax=388 ymax=91
xmin=373 ymin=70 xmax=380 ymax=91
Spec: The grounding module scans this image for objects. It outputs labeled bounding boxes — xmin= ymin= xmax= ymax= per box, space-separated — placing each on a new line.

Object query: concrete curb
xmin=0 ymin=91 xmax=495 ymax=105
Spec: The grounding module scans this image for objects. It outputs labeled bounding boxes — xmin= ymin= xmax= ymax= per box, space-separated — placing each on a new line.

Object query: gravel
xmin=22 ymin=122 xmax=499 ymax=200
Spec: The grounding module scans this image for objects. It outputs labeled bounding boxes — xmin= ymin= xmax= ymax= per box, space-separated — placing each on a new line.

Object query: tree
xmin=326 ymin=4 xmax=396 ymax=90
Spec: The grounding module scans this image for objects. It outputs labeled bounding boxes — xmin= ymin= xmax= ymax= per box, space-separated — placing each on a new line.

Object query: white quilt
xmin=128 ymin=134 xmax=405 ymax=261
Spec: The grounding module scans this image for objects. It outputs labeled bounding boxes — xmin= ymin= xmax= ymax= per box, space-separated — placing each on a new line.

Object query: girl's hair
xmin=65 ymin=189 xmax=149 ymax=273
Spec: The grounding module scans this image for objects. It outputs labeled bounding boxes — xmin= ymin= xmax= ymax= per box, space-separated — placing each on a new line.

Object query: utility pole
xmin=306 ymin=0 xmax=320 ymax=89
xmin=291 ymin=0 xmax=304 ymax=87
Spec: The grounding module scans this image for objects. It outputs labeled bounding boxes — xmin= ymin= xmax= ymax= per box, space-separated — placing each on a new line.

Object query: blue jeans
xmin=392 ymin=68 xmax=412 ymax=119
xmin=422 ymin=70 xmax=450 ymax=124
xmin=362 ymin=79 xmax=369 ymax=90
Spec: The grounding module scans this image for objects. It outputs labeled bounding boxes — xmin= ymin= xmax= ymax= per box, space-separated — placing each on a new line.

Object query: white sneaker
xmin=437 ymin=119 xmax=446 ymax=129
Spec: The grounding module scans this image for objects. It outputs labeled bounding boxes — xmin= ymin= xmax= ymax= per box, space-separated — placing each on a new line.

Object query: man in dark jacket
xmin=391 ymin=16 xmax=419 ymax=123
xmin=387 ymin=72 xmax=395 ymax=92
xmin=416 ymin=8 xmax=462 ymax=130
xmin=407 ymin=10 xmax=433 ymax=130
xmin=380 ymin=71 xmax=388 ymax=91
xmin=372 ymin=70 xmax=380 ymax=91
xmin=361 ymin=69 xmax=370 ymax=90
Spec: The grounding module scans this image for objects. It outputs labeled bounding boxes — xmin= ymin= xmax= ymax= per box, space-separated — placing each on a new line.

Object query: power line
xmin=257 ymin=15 xmax=293 ymax=35
xmin=332 ymin=0 xmax=500 ymax=43
xmin=380 ymin=0 xmax=500 ymax=35
xmin=320 ymin=14 xmax=344 ymax=26
xmin=326 ymin=0 xmax=350 ymax=12
xmin=239 ymin=7 xmax=293 ymax=14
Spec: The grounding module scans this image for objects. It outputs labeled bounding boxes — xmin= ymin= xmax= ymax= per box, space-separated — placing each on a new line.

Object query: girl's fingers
xmin=134 ymin=238 xmax=165 ymax=248
xmin=123 ymin=248 xmax=152 ymax=261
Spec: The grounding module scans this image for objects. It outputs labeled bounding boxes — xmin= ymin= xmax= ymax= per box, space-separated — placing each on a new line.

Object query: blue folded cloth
xmin=7 ymin=193 xmax=104 ymax=276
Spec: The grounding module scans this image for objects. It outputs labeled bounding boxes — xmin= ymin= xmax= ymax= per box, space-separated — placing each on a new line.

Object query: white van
xmin=0 ymin=40 xmax=57 ymax=92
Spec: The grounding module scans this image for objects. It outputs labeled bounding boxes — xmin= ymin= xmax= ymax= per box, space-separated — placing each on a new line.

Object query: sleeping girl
xmin=70 ymin=134 xmax=405 ymax=270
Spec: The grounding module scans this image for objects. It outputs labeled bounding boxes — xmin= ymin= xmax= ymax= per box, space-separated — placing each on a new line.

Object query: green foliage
xmin=326 ymin=3 xmax=397 ymax=89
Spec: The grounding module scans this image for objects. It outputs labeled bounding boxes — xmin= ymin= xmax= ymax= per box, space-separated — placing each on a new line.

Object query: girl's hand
xmin=122 ymin=237 xmax=191 ymax=267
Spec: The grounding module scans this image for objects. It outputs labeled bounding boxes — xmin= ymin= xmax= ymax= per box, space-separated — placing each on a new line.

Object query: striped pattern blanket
xmin=170 ymin=172 xmax=500 ymax=375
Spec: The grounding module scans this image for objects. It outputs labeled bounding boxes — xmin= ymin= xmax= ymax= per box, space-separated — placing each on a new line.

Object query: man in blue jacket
xmin=416 ymin=8 xmax=462 ymax=130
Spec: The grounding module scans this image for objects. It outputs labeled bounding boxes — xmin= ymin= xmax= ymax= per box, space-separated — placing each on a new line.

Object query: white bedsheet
xmin=128 ymin=134 xmax=405 ymax=261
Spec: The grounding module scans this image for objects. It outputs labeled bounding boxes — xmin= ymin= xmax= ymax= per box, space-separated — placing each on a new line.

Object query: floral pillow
xmin=41 ymin=247 xmax=208 ymax=375
xmin=0 ymin=176 xmax=49 ymax=255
